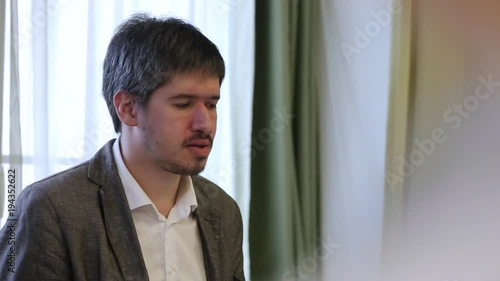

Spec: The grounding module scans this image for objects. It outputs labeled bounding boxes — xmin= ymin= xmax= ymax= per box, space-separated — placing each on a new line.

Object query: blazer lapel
xmin=88 ymin=140 xmax=149 ymax=281
xmin=193 ymin=177 xmax=222 ymax=281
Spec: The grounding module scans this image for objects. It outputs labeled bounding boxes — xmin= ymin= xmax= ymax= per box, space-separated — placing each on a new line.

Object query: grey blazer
xmin=0 ymin=139 xmax=245 ymax=281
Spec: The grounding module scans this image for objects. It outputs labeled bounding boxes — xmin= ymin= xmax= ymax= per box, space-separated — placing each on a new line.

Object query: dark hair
xmin=102 ymin=14 xmax=225 ymax=133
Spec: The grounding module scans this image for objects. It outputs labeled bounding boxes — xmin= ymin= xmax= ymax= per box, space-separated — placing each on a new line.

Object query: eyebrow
xmin=170 ymin=94 xmax=220 ymax=100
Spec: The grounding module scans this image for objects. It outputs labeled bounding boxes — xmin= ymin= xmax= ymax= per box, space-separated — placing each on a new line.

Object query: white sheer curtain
xmin=1 ymin=0 xmax=23 ymax=223
xmin=319 ymin=0 xmax=392 ymax=280
xmin=0 ymin=0 xmax=6 ymax=221
xmin=0 ymin=1 xmax=7 ymax=218
xmin=5 ymin=0 xmax=254 ymax=277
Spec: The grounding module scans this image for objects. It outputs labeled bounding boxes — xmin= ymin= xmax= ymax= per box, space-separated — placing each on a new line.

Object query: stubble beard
xmin=141 ymin=125 xmax=212 ymax=176
xmin=155 ymin=156 xmax=207 ymax=176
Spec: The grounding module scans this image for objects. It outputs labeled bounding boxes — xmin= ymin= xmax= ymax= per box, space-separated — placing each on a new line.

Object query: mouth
xmin=185 ymin=144 xmax=211 ymax=157
xmin=184 ymin=136 xmax=213 ymax=157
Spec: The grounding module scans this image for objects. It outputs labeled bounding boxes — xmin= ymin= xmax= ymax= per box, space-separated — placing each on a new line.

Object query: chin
xmin=157 ymin=160 xmax=206 ymax=176
xmin=181 ymin=162 xmax=204 ymax=174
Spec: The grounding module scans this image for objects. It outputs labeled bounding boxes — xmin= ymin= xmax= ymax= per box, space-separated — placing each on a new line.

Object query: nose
xmin=191 ymin=103 xmax=215 ymax=134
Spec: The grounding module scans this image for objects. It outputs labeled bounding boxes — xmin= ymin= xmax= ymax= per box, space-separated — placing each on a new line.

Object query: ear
xmin=113 ymin=91 xmax=139 ymax=127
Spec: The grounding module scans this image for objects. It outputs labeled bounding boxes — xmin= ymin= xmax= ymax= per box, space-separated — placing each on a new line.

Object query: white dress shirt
xmin=112 ymin=137 xmax=206 ymax=281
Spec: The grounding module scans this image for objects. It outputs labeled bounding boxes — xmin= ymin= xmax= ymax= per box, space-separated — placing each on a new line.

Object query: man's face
xmin=136 ymin=73 xmax=220 ymax=175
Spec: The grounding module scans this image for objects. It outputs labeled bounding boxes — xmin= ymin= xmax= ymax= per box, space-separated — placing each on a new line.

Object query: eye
xmin=175 ymin=103 xmax=190 ymax=108
xmin=206 ymin=103 xmax=217 ymax=109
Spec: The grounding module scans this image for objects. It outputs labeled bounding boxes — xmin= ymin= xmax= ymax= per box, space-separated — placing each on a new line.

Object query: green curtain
xmin=249 ymin=0 xmax=321 ymax=280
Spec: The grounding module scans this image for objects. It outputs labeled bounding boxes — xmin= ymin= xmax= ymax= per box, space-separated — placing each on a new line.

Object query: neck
xmin=119 ymin=136 xmax=180 ymax=217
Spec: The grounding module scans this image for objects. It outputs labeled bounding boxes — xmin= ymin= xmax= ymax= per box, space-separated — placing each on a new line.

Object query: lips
xmin=185 ymin=139 xmax=212 ymax=157
xmin=186 ymin=144 xmax=211 ymax=157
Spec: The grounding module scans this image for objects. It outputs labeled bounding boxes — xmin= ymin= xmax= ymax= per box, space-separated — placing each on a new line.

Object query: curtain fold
xmin=249 ymin=0 xmax=321 ymax=280
xmin=0 ymin=0 xmax=23 ymax=223
xmin=0 ymin=0 xmax=5 ymax=219
xmin=9 ymin=0 xmax=22 ymax=195
xmin=381 ymin=0 xmax=414 ymax=279
xmin=31 ymin=0 xmax=50 ymax=180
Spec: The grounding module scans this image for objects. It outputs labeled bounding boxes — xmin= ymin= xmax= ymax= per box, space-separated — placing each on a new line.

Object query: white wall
xmin=320 ymin=0 xmax=394 ymax=280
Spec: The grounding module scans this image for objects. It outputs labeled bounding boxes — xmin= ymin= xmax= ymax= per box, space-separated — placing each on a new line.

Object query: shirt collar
xmin=112 ymin=137 xmax=198 ymax=215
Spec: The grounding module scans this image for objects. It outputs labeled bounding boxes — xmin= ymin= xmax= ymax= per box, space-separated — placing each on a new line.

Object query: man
xmin=0 ymin=14 xmax=244 ymax=281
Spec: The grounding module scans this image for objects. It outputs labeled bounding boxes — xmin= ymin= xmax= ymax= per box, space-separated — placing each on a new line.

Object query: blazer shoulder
xmin=191 ymin=175 xmax=241 ymax=212
xmin=19 ymin=161 xmax=95 ymax=200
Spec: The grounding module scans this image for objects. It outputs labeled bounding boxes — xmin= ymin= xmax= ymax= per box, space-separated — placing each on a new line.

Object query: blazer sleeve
xmin=0 ymin=185 xmax=72 ymax=280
